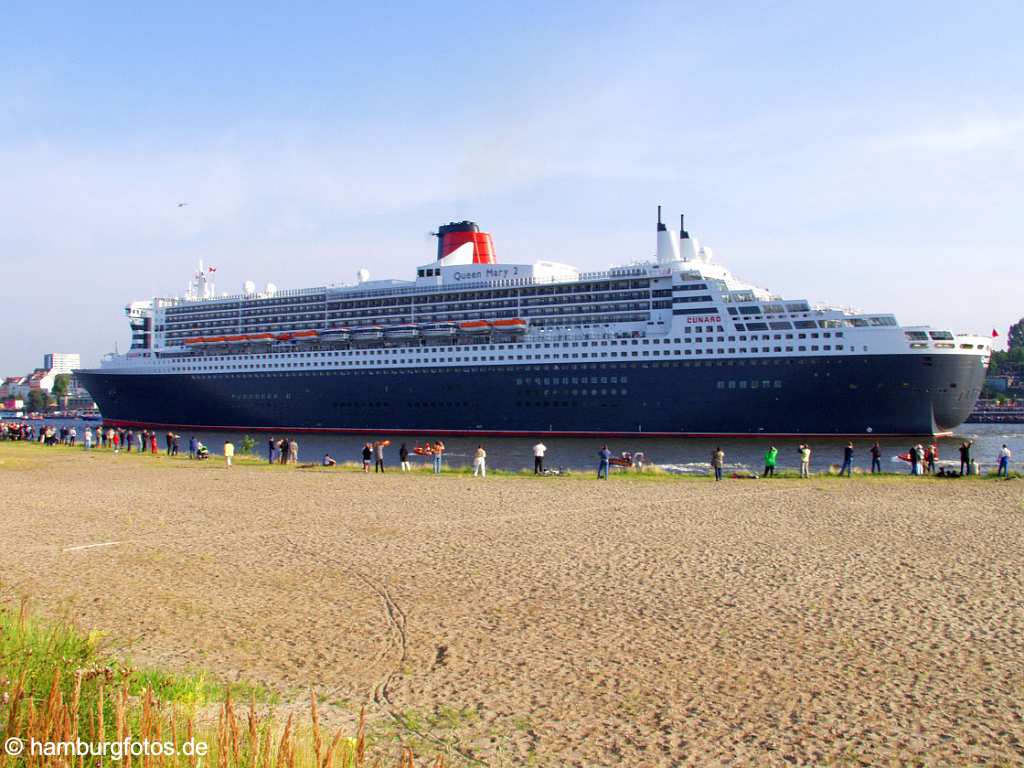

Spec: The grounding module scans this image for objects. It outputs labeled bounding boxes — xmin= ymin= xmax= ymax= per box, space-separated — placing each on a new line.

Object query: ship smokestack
xmin=656 ymin=205 xmax=681 ymax=264
xmin=435 ymin=220 xmax=496 ymax=264
xmin=679 ymin=212 xmax=699 ymax=262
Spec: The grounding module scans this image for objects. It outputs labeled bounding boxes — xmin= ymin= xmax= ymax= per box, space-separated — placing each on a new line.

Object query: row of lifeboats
xmin=183 ymin=330 xmax=318 ymax=346
xmin=182 ymin=319 xmax=528 ymax=347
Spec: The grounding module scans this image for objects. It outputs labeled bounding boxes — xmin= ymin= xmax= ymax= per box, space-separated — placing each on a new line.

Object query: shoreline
xmin=3 ymin=438 xmax=1020 ymax=480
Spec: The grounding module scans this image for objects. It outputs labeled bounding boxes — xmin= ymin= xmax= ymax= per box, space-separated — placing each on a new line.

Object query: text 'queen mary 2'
xmin=77 ymin=210 xmax=991 ymax=437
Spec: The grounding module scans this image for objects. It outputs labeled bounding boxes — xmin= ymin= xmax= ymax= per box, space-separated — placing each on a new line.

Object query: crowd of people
xmin=1 ymin=421 xmax=1017 ymax=480
xmin=706 ymin=439 xmax=1015 ymax=479
xmin=266 ymin=437 xmax=300 ymax=465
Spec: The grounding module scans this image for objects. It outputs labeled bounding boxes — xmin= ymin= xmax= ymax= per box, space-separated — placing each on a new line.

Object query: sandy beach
xmin=2 ymin=445 xmax=1023 ymax=766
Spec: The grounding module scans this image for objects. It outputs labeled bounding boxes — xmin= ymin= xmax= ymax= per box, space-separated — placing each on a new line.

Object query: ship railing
xmin=148 ymin=267 xmax=654 ymax=307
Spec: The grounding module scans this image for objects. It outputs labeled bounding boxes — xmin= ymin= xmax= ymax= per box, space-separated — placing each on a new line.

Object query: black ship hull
xmin=77 ymin=353 xmax=986 ymax=437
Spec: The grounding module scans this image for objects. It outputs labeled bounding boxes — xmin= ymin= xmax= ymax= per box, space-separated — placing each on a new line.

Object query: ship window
xmin=794 ymin=320 xmax=816 ymax=329
xmin=928 ymin=330 xmax=954 ymax=340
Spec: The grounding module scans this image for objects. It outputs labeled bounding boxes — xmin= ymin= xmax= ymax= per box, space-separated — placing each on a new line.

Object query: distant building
xmin=28 ymin=368 xmax=57 ymax=392
xmin=0 ymin=375 xmax=30 ymax=399
xmin=42 ymin=353 xmax=81 ymax=375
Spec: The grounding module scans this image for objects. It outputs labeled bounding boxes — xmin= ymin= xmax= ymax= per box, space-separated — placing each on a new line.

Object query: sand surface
xmin=2 ymin=446 xmax=1023 ymax=766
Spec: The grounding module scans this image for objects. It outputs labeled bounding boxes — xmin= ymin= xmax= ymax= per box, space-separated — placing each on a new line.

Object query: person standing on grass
xmin=84 ymin=427 xmax=93 ymax=450
xmin=928 ymin=442 xmax=938 ymax=474
xmin=473 ymin=445 xmax=487 ymax=477
xmin=432 ymin=440 xmax=445 ymax=474
xmin=839 ymin=442 xmax=854 ymax=477
xmin=399 ymin=442 xmax=410 ymax=472
xmin=959 ymin=440 xmax=973 ymax=476
xmin=288 ymin=438 xmax=298 ymax=465
xmin=533 ymin=441 xmax=547 ymax=475
xmin=870 ymin=442 xmax=882 ymax=474
xmin=374 ymin=441 xmax=386 ymax=473
xmin=362 ymin=443 xmax=372 ymax=472
xmin=997 ymin=444 xmax=1012 ymax=477
xmin=224 ymin=440 xmax=235 ymax=467
xmin=279 ymin=438 xmax=288 ymax=465
xmin=711 ymin=447 xmax=725 ymax=481
xmin=268 ymin=436 xmax=276 ymax=464
xmin=799 ymin=444 xmax=811 ymax=478
xmin=598 ymin=445 xmax=612 ymax=479
xmin=189 ymin=435 xmax=197 ymax=459
xmin=125 ymin=428 xmax=133 ymax=453
xmin=150 ymin=431 xmax=158 ymax=454
xmin=763 ymin=445 xmax=777 ymax=477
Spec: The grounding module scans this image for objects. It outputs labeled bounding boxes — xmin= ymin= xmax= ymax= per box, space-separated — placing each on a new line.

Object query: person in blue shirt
xmin=189 ymin=435 xmax=198 ymax=459
xmin=597 ymin=445 xmax=611 ymax=479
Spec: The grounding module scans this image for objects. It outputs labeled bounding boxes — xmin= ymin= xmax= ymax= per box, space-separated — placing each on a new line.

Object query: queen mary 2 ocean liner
xmin=77 ymin=210 xmax=991 ymax=437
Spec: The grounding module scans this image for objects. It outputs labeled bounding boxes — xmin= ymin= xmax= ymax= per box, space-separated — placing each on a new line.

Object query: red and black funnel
xmin=436 ymin=221 xmax=496 ymax=264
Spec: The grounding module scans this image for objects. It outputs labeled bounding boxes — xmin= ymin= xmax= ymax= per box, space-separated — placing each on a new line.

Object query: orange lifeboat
xmin=459 ymin=320 xmax=491 ymax=335
xmin=492 ymin=318 xmax=527 ymax=334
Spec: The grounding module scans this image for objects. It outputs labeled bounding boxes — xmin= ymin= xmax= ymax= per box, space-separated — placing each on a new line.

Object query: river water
xmin=13 ymin=419 xmax=1022 ymax=475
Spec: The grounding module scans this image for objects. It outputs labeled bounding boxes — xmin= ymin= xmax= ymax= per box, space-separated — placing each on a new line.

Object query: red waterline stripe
xmin=100 ymin=419 xmax=951 ymax=439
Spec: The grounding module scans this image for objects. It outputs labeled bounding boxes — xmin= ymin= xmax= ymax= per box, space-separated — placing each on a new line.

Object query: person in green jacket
xmin=763 ymin=445 xmax=778 ymax=477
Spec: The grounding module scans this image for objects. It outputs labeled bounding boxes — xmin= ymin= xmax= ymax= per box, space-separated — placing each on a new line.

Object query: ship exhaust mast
xmin=656 ymin=205 xmax=681 ymax=265
xmin=678 ymin=212 xmax=702 ymax=262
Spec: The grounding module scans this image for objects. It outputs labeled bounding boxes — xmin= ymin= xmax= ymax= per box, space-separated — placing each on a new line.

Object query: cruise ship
xmin=76 ymin=211 xmax=991 ymax=437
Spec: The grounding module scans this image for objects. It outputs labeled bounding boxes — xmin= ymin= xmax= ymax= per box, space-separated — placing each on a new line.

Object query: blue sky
xmin=1 ymin=1 xmax=1022 ymax=370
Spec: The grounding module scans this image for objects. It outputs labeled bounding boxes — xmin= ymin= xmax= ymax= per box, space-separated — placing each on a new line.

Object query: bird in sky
xmin=177 ymin=202 xmax=188 ymax=207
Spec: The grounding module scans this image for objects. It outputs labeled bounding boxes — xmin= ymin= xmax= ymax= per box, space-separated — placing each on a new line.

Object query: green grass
xmin=0 ymin=596 xmax=273 ymax=717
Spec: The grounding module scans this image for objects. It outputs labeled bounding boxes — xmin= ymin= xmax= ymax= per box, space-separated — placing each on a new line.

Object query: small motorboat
xmin=351 ymin=326 xmax=385 ymax=342
xmin=321 ymin=327 xmax=351 ymax=341
xmin=421 ymin=322 xmax=458 ymax=338
xmin=385 ymin=324 xmax=420 ymax=340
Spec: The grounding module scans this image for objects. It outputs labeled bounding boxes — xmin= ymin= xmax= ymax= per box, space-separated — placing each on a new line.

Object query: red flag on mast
xmin=992 ymin=329 xmax=999 ymax=338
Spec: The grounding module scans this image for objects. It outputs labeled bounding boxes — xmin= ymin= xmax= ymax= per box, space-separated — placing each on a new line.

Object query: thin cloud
xmin=871 ymin=115 xmax=1024 ymax=151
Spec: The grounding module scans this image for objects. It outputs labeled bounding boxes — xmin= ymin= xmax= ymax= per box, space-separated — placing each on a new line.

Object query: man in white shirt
xmin=224 ymin=441 xmax=235 ymax=467
xmin=533 ymin=442 xmax=547 ymax=475
xmin=997 ymin=444 xmax=1012 ymax=478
